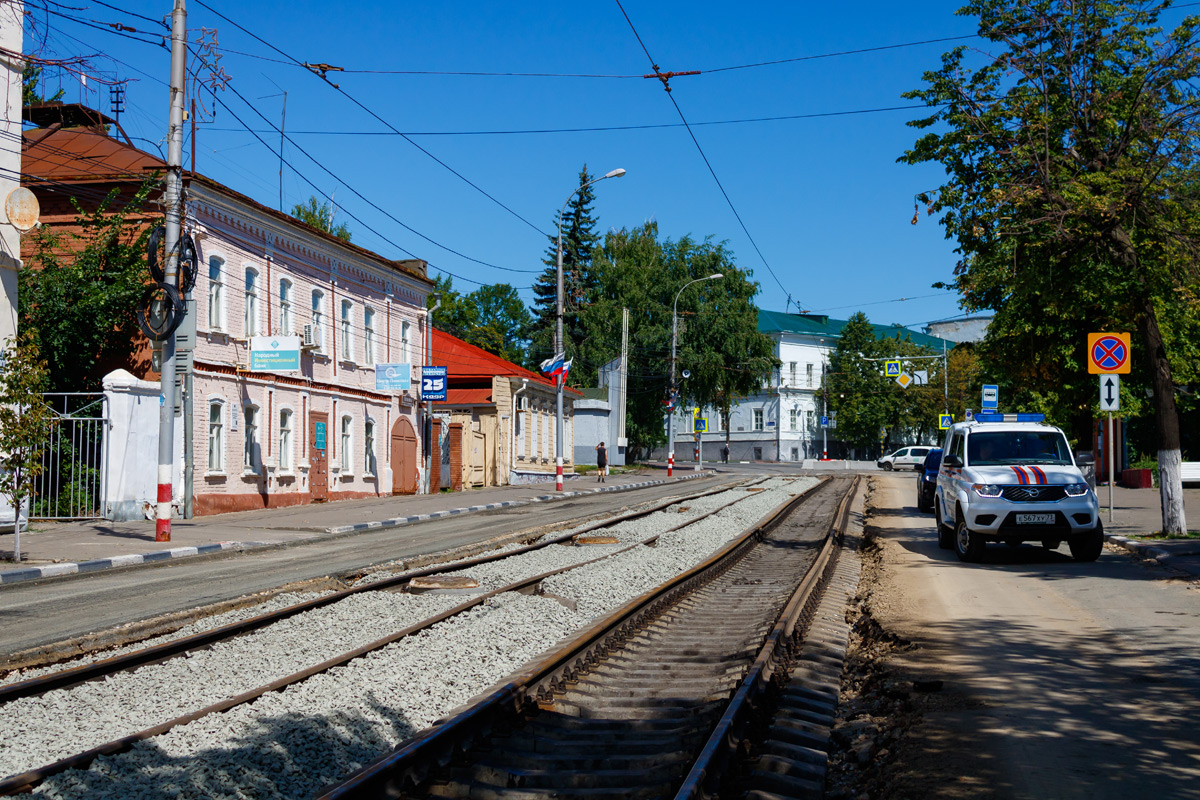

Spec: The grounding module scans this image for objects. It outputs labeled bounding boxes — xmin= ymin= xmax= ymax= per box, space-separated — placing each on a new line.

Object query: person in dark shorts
xmin=596 ymin=441 xmax=608 ymax=482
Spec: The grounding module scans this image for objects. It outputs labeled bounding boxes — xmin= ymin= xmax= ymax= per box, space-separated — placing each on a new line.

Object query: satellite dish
xmin=4 ymin=188 xmax=40 ymax=232
xmin=682 ymin=369 xmax=691 ymax=379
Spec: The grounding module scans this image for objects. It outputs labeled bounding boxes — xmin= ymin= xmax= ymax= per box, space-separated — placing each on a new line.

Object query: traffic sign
xmin=939 ymin=414 xmax=953 ymax=430
xmin=1100 ymin=374 xmax=1120 ymax=412
xmin=694 ymin=418 xmax=708 ymax=433
xmin=1088 ymin=332 xmax=1131 ymax=374
xmin=820 ymin=415 xmax=829 ymax=428
xmin=965 ymin=408 xmax=974 ymax=421
xmin=885 ymin=360 xmax=901 ymax=377
xmin=895 ymin=373 xmax=912 ymax=389
xmin=981 ymin=384 xmax=998 ymax=410
xmin=420 ymin=366 xmax=448 ymax=401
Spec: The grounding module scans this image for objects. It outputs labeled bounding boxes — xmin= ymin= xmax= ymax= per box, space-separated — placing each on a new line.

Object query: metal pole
xmin=1108 ymin=411 xmax=1114 ymax=523
xmin=156 ymin=0 xmax=186 ymax=542
xmin=943 ymin=338 xmax=949 ymax=413
xmin=668 ymin=307 xmax=676 ymax=477
xmin=424 ymin=295 xmax=440 ymax=494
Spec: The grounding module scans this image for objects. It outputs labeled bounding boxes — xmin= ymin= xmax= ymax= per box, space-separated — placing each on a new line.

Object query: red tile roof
xmin=432 ymin=328 xmax=581 ymax=398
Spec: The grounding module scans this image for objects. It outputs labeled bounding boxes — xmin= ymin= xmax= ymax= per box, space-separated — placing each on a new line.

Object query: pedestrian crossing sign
xmin=885 ymin=361 xmax=902 ymax=377
xmin=694 ymin=418 xmax=707 ymax=433
xmin=939 ymin=414 xmax=953 ymax=430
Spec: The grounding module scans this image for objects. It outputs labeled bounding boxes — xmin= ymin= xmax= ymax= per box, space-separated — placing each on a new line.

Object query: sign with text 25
xmin=421 ymin=366 xmax=448 ymax=401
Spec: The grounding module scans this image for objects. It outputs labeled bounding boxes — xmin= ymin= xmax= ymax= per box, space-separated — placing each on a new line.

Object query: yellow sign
xmin=1087 ymin=332 xmax=1131 ymax=374
xmin=884 ymin=360 xmax=902 ymax=377
xmin=939 ymin=414 xmax=953 ymax=430
xmin=693 ymin=406 xmax=701 ymax=418
xmin=895 ymin=373 xmax=912 ymax=389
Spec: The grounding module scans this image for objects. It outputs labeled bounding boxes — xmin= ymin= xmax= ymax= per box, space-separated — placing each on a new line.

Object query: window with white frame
xmin=278 ymin=409 xmax=293 ymax=471
xmin=279 ymin=279 xmax=293 ymax=335
xmin=340 ymin=300 xmax=353 ymax=360
xmin=244 ymin=405 xmax=260 ymax=472
xmin=207 ymin=256 xmax=225 ymax=331
xmin=311 ymin=290 xmax=325 ymax=350
xmin=789 ymin=362 xmax=797 ymax=386
xmin=754 ymin=409 xmax=764 ymax=431
xmin=806 ymin=363 xmax=814 ymax=388
xmin=244 ymin=267 xmax=260 ymax=338
xmin=806 ymin=410 xmax=815 ymax=431
xmin=364 ymin=419 xmax=375 ymax=475
xmin=340 ymin=415 xmax=353 ymax=472
xmin=521 ymin=408 xmax=529 ymax=459
xmin=401 ymin=321 xmax=411 ymax=363
xmin=363 ymin=307 xmax=376 ymax=366
xmin=207 ymin=401 xmax=224 ymax=471
xmin=789 ymin=408 xmax=798 ymax=431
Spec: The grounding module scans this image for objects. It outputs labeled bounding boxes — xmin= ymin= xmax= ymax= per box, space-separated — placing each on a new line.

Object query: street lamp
xmin=668 ymin=273 xmax=723 ymax=476
xmin=555 ymin=167 xmax=626 ymax=492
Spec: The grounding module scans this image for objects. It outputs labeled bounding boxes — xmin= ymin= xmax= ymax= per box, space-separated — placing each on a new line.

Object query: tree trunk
xmin=1137 ymin=295 xmax=1187 ymax=535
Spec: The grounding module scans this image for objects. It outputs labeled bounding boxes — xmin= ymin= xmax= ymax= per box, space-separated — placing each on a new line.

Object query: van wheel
xmin=935 ymin=499 xmax=954 ymax=549
xmin=955 ymin=517 xmax=985 ymax=562
xmin=1069 ymin=524 xmax=1104 ymax=562
xmin=882 ymin=462 xmax=893 ymax=471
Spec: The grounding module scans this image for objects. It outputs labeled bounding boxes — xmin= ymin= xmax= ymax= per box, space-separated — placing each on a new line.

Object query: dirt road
xmin=834 ymin=472 xmax=1200 ymax=799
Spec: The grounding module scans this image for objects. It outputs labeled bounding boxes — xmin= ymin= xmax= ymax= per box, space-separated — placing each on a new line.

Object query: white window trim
xmin=339 ymin=414 xmax=354 ymax=476
xmin=340 ymin=300 xmax=355 ymax=363
xmin=363 ymin=417 xmax=376 ymax=478
xmin=278 ymin=406 xmax=295 ymax=475
xmin=363 ymin=307 xmax=376 ymax=367
xmin=279 ymin=278 xmax=293 ymax=337
xmin=312 ymin=290 xmax=326 ymax=352
xmin=243 ymin=403 xmax=262 ymax=476
xmin=206 ymin=254 xmax=226 ymax=334
xmin=206 ymin=397 xmax=226 ymax=475
xmin=244 ymin=265 xmax=261 ymax=339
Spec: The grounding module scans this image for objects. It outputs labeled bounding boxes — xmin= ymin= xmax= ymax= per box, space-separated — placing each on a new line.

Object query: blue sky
xmin=29 ymin=0 xmax=983 ymax=330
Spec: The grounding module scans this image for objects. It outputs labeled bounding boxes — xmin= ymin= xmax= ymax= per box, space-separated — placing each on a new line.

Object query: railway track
xmin=318 ymin=475 xmax=859 ymax=800
xmin=0 ymin=476 xmax=815 ymax=797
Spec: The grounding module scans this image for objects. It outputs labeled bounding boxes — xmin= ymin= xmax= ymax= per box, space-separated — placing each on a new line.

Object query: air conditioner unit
xmin=301 ymin=324 xmax=318 ymax=349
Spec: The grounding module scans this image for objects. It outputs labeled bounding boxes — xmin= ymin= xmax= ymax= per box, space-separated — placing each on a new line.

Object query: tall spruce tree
xmin=530 ymin=165 xmax=601 ymax=369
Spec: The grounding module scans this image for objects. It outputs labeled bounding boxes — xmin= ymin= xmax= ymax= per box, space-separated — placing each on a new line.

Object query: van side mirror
xmin=943 ymin=454 xmax=962 ymax=468
xmin=1074 ymin=452 xmax=1094 ymax=465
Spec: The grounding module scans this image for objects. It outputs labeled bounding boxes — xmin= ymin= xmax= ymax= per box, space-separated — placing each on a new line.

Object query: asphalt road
xmin=0 ymin=476 xmax=741 ymax=661
xmin=866 ymin=472 xmax=1200 ymax=799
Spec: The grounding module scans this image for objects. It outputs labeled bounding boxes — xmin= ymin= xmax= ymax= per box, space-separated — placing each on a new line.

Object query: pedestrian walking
xmin=595 ymin=441 xmax=608 ymax=482
xmin=721 ymin=443 xmax=730 ymax=464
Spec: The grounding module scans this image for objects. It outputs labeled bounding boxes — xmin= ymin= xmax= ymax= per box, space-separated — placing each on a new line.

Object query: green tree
xmin=428 ymin=276 xmax=533 ymax=365
xmin=21 ymin=182 xmax=157 ymax=392
xmin=0 ymin=332 xmax=53 ymax=562
xmin=530 ymin=165 xmax=602 ymax=368
xmin=428 ymin=275 xmax=476 ymax=342
xmin=22 ymin=64 xmax=64 ymax=107
xmin=901 ymin=0 xmax=1200 ymax=533
xmin=824 ymin=313 xmax=893 ymax=452
xmin=291 ymin=196 xmax=351 ymax=242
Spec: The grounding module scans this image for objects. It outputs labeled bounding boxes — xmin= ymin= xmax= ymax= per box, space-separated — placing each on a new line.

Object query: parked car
xmin=934 ymin=412 xmax=1102 ymax=563
xmin=916 ymin=448 xmax=942 ymax=512
xmin=877 ymin=446 xmax=934 ymax=471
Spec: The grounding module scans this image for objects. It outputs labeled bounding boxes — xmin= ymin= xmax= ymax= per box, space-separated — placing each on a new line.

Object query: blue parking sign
xmin=820 ymin=415 xmax=829 ymax=428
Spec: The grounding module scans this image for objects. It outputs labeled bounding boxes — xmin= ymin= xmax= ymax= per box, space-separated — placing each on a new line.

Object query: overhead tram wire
xmin=193 ymin=0 xmax=549 ymax=238
xmin=612 ymin=0 xmax=805 ymax=311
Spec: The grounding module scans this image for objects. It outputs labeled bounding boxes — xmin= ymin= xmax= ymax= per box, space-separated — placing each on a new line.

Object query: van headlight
xmin=1064 ymin=483 xmax=1090 ymax=497
xmin=972 ymin=483 xmax=1003 ymax=498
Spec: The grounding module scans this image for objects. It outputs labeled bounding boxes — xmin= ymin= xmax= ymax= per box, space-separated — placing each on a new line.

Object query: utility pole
xmin=619 ymin=308 xmax=628 ymax=456
xmin=423 ymin=294 xmax=440 ymax=493
xmin=157 ymin=0 xmax=187 ymax=542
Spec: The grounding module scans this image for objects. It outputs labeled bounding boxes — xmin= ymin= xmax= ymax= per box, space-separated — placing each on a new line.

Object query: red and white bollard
xmin=155 ymin=465 xmax=172 ymax=542
xmin=556 ymin=457 xmax=563 ymax=492
xmin=668 ymin=451 xmax=674 ymax=477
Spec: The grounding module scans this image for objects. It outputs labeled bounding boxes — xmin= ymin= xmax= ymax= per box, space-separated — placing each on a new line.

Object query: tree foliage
xmin=21 ymin=182 xmax=157 ymax=392
xmin=901 ymin=0 xmax=1200 ymax=531
xmin=22 ymin=63 xmax=64 ymax=107
xmin=0 ymin=331 xmax=53 ymax=560
xmin=291 ymin=196 xmax=351 ymax=242
xmin=429 ymin=275 xmax=532 ymax=365
xmin=577 ymin=222 xmax=776 ymax=457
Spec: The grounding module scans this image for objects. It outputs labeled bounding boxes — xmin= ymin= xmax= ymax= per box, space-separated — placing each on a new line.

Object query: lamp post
xmin=668 ymin=273 xmax=723 ymax=476
xmin=556 ymin=167 xmax=626 ymax=492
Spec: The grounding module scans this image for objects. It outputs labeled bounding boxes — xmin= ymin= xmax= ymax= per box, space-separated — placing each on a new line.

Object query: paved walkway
xmin=1094 ymin=483 xmax=1200 ymax=576
xmin=0 ymin=471 xmax=715 ymax=585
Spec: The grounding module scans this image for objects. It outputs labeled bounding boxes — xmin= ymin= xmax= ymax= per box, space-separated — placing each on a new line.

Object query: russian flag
xmin=540 ymin=352 xmax=566 ymax=378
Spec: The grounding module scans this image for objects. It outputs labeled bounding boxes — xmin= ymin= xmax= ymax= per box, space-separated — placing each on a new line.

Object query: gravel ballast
xmin=6 ymin=477 xmax=817 ymax=798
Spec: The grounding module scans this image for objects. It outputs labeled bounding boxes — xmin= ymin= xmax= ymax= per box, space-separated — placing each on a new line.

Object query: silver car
xmin=877 ymin=446 xmax=933 ymax=471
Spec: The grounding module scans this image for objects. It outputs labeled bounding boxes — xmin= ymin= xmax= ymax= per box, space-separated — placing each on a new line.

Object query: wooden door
xmin=391 ymin=417 xmax=418 ymax=495
xmin=310 ymin=412 xmax=329 ymax=502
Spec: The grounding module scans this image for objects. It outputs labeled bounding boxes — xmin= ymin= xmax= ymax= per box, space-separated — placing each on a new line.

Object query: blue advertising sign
xmin=421 ymin=366 xmax=448 ymax=401
xmin=314 ymin=421 xmax=326 ymax=451
xmin=375 ymin=363 xmax=412 ymax=392
xmin=249 ymin=336 xmax=301 ymax=372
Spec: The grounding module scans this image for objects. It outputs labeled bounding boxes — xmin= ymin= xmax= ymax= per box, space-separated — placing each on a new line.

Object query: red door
xmin=391 ymin=417 xmax=418 ymax=494
xmin=310 ymin=412 xmax=329 ymax=502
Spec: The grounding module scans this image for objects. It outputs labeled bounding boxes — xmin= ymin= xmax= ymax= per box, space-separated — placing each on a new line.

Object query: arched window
xmin=340 ymin=300 xmax=354 ymax=360
xmin=363 ymin=307 xmax=376 ymax=366
xmin=340 ymin=415 xmax=353 ymax=472
xmin=311 ymin=290 xmax=325 ymax=350
xmin=279 ymin=279 xmax=293 ymax=335
xmin=207 ymin=400 xmax=225 ymax=472
xmin=207 ymin=256 xmax=225 ymax=331
xmin=364 ymin=419 xmax=376 ymax=476
xmin=244 ymin=267 xmax=260 ymax=337
xmin=244 ymin=405 xmax=260 ymax=473
xmin=278 ymin=409 xmax=293 ymax=471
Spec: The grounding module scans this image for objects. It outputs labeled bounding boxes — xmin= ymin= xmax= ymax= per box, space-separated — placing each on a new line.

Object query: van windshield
xmin=967 ymin=431 xmax=1072 ymax=466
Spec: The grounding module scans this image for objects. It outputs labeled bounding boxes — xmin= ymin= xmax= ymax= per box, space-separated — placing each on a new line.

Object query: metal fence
xmin=31 ymin=393 xmax=108 ymax=520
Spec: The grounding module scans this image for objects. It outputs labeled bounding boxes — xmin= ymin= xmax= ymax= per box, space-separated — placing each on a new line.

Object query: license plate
xmin=1016 ymin=513 xmax=1056 ymax=525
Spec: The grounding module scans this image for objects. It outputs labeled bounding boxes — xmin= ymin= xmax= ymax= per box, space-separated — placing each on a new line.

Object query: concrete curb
xmin=0 ymin=472 xmax=714 ymax=587
xmin=1105 ymin=534 xmax=1176 ymax=564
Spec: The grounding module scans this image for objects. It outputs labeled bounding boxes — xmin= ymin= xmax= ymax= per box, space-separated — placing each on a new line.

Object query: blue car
xmin=916 ymin=448 xmax=942 ymax=513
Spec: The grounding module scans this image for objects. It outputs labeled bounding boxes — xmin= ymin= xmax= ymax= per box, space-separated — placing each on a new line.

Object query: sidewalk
xmin=1097 ymin=483 xmax=1200 ymax=576
xmin=0 ymin=470 xmax=715 ymax=585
